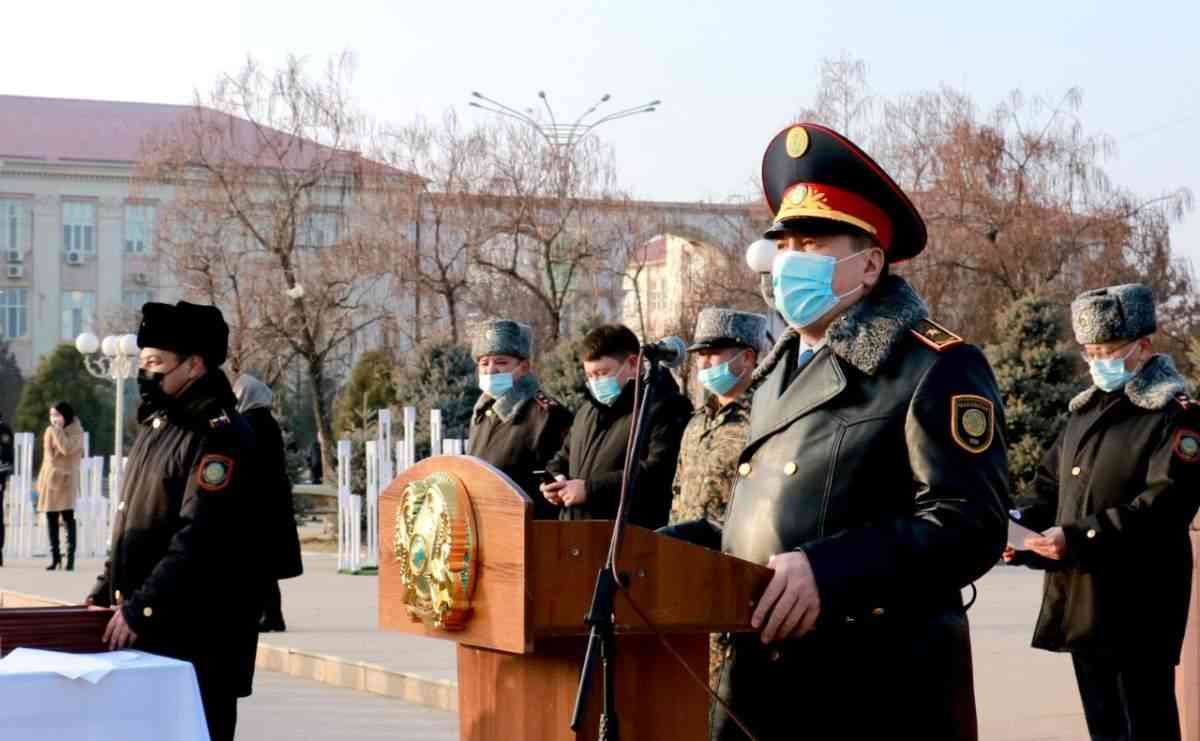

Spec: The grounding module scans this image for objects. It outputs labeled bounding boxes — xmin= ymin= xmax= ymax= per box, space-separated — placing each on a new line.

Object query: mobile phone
xmin=533 ymin=469 xmax=557 ymax=485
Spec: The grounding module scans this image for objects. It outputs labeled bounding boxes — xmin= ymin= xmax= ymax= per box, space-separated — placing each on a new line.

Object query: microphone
xmin=642 ymin=336 xmax=688 ymax=369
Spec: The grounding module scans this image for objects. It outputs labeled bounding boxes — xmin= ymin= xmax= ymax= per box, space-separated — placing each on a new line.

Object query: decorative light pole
xmin=75 ymin=332 xmax=139 ymax=496
xmin=468 ymin=90 xmax=661 ymax=151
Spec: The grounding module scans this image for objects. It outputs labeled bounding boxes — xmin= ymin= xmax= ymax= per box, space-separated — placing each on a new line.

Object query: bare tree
xmin=378 ymin=111 xmax=498 ymax=344
xmin=473 ymin=123 xmax=621 ymax=341
xmin=140 ymin=53 xmax=402 ymax=475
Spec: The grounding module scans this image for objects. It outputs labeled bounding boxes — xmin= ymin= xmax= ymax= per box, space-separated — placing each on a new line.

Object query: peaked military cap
xmin=137 ymin=301 xmax=230 ymax=367
xmin=1071 ymin=283 xmax=1156 ymax=345
xmin=689 ymin=308 xmax=769 ymax=353
xmin=761 ymin=123 xmax=927 ymax=262
xmin=471 ymin=319 xmax=533 ymax=360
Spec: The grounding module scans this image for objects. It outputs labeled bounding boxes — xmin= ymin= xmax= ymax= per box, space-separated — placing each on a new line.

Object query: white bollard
xmin=403 ymin=407 xmax=416 ymax=469
xmin=348 ymin=495 xmax=362 ymax=574
xmin=443 ymin=439 xmax=463 ymax=455
xmin=430 ymin=409 xmax=443 ymax=458
xmin=377 ymin=408 xmax=393 ymax=486
xmin=11 ymin=432 xmax=35 ymax=560
xmin=363 ymin=441 xmax=379 ymax=569
xmin=336 ymin=439 xmax=352 ymax=573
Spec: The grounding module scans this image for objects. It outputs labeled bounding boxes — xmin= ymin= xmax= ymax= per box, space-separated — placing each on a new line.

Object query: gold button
xmin=485 ymin=410 xmax=493 ymax=417
xmin=1086 ymin=529 xmax=1097 ymax=539
xmin=1071 ymin=466 xmax=1081 ymax=476
xmin=738 ymin=463 xmax=752 ymax=476
xmin=784 ymin=462 xmax=798 ymax=476
xmin=152 ymin=418 xmax=163 ymax=429
xmin=114 ymin=590 xmax=122 ymax=602
xmin=118 ymin=501 xmax=125 ymax=511
xmin=143 ymin=606 xmax=153 ymax=618
xmin=871 ymin=607 xmax=885 ymax=617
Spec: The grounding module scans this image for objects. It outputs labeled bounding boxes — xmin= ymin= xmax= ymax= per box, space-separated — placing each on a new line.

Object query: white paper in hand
xmin=1007 ymin=519 xmax=1044 ymax=550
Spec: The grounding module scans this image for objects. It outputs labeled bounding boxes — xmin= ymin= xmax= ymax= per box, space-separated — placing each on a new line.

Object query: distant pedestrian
xmin=234 ymin=374 xmax=303 ymax=633
xmin=307 ymin=438 xmax=323 ymax=484
xmin=36 ymin=401 xmax=84 ymax=571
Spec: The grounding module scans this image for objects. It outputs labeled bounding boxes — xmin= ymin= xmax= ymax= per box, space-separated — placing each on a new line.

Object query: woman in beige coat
xmin=36 ymin=401 xmax=84 ymax=571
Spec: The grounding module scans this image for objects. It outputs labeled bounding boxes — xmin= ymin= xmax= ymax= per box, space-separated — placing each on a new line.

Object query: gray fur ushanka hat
xmin=689 ymin=308 xmax=769 ymax=353
xmin=1071 ymin=283 xmax=1156 ymax=344
xmin=471 ymin=319 xmax=533 ymax=360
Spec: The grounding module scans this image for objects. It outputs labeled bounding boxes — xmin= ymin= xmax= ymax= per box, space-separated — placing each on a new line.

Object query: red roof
xmin=0 ymin=95 xmax=200 ymax=164
xmin=0 ymin=95 xmax=411 ymax=179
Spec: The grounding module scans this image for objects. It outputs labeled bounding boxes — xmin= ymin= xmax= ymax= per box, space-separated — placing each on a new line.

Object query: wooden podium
xmin=379 ymin=456 xmax=771 ymax=740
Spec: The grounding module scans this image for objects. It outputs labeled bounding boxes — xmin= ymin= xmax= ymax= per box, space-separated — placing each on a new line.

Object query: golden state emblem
xmin=785 ymin=126 xmax=810 ymax=158
xmin=393 ymin=472 xmax=479 ymax=630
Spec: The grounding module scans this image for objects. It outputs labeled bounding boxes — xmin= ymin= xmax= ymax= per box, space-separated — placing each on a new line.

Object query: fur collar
xmin=752 ymin=275 xmax=929 ymax=383
xmin=474 ymin=372 xmax=541 ymax=423
xmin=1069 ymin=354 xmax=1187 ymax=412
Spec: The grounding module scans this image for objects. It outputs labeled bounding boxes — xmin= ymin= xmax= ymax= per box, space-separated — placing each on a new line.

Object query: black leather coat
xmin=89 ymin=372 xmax=264 ymax=698
xmin=711 ymin=278 xmax=1010 ymax=740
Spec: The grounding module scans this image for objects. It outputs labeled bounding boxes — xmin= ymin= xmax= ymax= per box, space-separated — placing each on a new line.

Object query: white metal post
xmin=364 ymin=441 xmax=379 ymax=569
xmin=403 ymin=407 xmax=416 ymax=469
xmin=377 ymin=408 xmax=393 ymax=487
xmin=430 ymin=409 xmax=443 ymax=458
xmin=336 ymin=439 xmax=352 ymax=572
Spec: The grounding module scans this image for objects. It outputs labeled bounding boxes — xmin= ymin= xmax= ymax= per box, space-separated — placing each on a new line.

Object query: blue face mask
xmin=1088 ymin=344 xmax=1137 ymax=392
xmin=588 ymin=375 xmax=625 ymax=406
xmin=478 ymin=371 xmax=514 ymax=398
xmin=772 ymin=250 xmax=866 ymax=329
xmin=699 ymin=358 xmax=745 ymax=397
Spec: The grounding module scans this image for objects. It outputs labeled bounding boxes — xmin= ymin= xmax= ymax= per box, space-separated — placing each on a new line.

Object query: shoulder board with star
xmin=534 ymin=391 xmax=559 ymax=410
xmin=209 ymin=411 xmax=233 ymax=429
xmin=911 ymin=319 xmax=964 ymax=352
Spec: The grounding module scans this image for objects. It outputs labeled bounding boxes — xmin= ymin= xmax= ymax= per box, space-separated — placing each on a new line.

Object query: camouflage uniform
xmin=669 ymin=397 xmax=750 ymax=527
xmin=670 ymin=395 xmax=750 ymax=688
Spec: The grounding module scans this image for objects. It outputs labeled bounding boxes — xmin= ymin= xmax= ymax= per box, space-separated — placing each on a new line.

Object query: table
xmin=0 ymin=649 xmax=210 ymax=740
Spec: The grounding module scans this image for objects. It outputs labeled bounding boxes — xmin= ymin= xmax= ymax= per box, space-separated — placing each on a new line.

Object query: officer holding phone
xmin=467 ymin=319 xmax=573 ymax=519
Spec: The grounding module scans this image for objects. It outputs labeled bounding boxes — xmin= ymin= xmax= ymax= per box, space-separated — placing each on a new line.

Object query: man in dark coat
xmin=672 ymin=124 xmax=1010 ymax=740
xmin=86 ymin=301 xmax=263 ymax=741
xmin=0 ymin=412 xmax=12 ymax=567
xmin=466 ymin=319 xmax=573 ymax=520
xmin=543 ymin=324 xmax=692 ymax=530
xmin=1007 ymin=283 xmax=1200 ymax=741
xmin=235 ymin=373 xmax=304 ymax=632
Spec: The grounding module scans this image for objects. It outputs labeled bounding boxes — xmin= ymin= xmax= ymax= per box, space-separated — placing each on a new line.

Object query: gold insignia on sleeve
xmin=785 ymin=126 xmax=810 ymax=158
xmin=1173 ymin=429 xmax=1200 ymax=464
xmin=196 ymin=454 xmax=234 ymax=492
xmin=951 ymin=395 xmax=994 ymax=454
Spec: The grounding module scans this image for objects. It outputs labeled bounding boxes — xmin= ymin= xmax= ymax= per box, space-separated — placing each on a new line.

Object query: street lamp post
xmin=75 ymin=332 xmax=139 ymax=497
xmin=468 ymin=90 xmax=661 ymax=152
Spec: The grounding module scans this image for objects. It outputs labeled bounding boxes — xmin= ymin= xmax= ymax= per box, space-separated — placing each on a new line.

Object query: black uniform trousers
xmin=197 ymin=672 xmax=238 ymax=741
xmin=1071 ymin=652 xmax=1179 ymax=741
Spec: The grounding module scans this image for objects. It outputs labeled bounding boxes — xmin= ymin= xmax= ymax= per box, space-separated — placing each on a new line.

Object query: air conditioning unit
xmin=132 ymin=272 xmax=150 ymax=285
xmin=65 ymin=250 xmax=84 ymax=266
xmin=5 ymin=264 xmax=23 ymax=279
xmin=4 ymin=250 xmax=21 ymax=263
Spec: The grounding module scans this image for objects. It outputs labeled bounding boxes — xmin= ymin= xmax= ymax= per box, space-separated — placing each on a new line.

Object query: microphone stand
xmin=570 ymin=351 xmax=665 ymax=739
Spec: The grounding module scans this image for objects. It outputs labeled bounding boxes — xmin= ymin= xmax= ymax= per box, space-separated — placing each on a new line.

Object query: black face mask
xmin=137 ymin=360 xmax=188 ymax=410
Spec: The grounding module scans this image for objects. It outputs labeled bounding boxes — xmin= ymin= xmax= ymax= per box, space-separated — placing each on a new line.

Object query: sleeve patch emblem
xmin=951 ymin=395 xmax=995 ymax=454
xmin=1173 ymin=429 xmax=1200 ymax=464
xmin=197 ymin=454 xmax=234 ymax=491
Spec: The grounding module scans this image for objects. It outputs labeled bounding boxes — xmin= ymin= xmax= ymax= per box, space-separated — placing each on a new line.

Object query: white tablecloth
xmin=0 ymin=649 xmax=210 ymax=741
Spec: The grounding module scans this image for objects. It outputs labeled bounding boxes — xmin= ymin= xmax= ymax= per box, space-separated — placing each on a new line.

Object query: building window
xmin=0 ymin=200 xmax=26 ymax=257
xmin=0 ymin=288 xmax=27 ymax=338
xmin=63 ymin=201 xmax=96 ymax=256
xmin=125 ymin=204 xmax=155 ymax=254
xmin=61 ymin=290 xmax=96 ymax=341
xmin=124 ymin=290 xmax=154 ymax=313
xmin=298 ymin=211 xmax=338 ymax=248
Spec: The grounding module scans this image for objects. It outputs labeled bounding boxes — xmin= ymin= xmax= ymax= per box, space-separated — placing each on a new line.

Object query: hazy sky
xmin=5 ymin=0 xmax=1197 ymax=269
